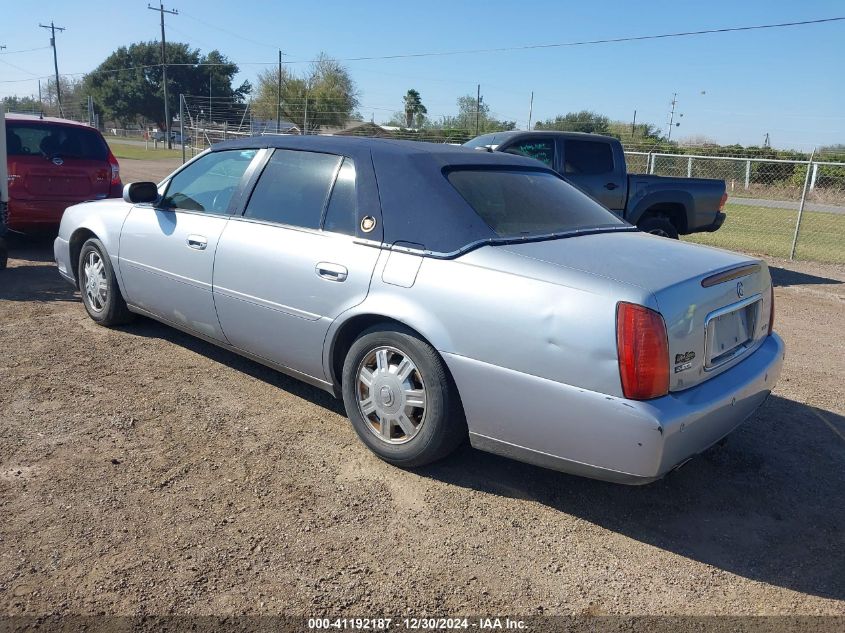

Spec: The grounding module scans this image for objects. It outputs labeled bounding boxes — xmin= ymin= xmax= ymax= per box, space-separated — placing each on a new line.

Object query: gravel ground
xmin=0 ymin=237 xmax=843 ymax=617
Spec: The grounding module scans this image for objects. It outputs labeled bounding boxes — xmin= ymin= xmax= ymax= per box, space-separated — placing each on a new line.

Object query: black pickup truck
xmin=464 ymin=131 xmax=727 ymax=239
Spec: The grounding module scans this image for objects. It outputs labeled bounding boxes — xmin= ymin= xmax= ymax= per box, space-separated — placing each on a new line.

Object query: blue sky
xmin=1 ymin=0 xmax=843 ymax=150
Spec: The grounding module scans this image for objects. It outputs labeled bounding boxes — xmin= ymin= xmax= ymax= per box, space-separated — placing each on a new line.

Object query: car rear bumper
xmin=694 ymin=211 xmax=726 ymax=233
xmin=444 ymin=332 xmax=785 ymax=484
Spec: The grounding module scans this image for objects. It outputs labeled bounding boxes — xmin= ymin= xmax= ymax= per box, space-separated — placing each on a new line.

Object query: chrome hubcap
xmin=356 ymin=346 xmax=427 ymax=444
xmin=82 ymin=251 xmax=108 ymax=312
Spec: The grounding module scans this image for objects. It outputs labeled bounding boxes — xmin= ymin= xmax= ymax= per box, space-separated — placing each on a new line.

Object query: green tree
xmin=441 ymin=95 xmax=515 ymax=134
xmin=84 ymin=42 xmax=248 ymax=129
xmin=534 ymin=110 xmax=610 ymax=134
xmin=252 ymin=53 xmax=359 ymax=132
xmin=403 ymin=89 xmax=427 ymax=128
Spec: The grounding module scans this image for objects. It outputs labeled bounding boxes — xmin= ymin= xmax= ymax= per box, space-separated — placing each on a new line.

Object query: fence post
xmin=810 ymin=162 xmax=818 ymax=190
xmin=647 ymin=152 xmax=654 ymax=174
xmin=744 ymin=160 xmax=751 ymax=189
xmin=179 ymin=94 xmax=185 ymax=165
xmin=790 ymin=149 xmax=816 ymax=261
xmin=687 ymin=156 xmax=693 ymax=178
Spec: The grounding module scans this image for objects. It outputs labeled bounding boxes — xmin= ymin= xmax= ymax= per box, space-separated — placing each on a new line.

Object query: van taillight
xmin=719 ymin=192 xmax=728 ymax=211
xmin=616 ymin=302 xmax=669 ymax=400
xmin=107 ymin=149 xmax=120 ymax=186
xmin=768 ymin=285 xmax=775 ymax=335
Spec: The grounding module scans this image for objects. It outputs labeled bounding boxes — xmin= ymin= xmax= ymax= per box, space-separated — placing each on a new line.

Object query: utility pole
xmin=631 ymin=109 xmax=637 ymax=137
xmin=527 ymin=91 xmax=534 ymax=130
xmin=38 ymin=22 xmax=66 ymax=117
xmin=475 ymin=84 xmax=482 ymax=136
xmin=276 ymin=50 xmax=282 ymax=133
xmin=666 ymin=92 xmax=678 ymax=142
xmin=148 ymin=3 xmax=178 ymax=149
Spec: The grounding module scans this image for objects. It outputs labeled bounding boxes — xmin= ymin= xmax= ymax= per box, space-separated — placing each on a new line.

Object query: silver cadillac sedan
xmin=54 ymin=136 xmax=784 ymax=484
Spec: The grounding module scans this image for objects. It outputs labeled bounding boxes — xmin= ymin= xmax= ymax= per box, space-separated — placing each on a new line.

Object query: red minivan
xmin=5 ymin=114 xmax=121 ymax=233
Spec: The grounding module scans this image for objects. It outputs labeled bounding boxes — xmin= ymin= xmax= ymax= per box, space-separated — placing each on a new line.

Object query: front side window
xmin=503 ymin=138 xmax=555 ymax=167
xmin=564 ymin=140 xmax=614 ymax=174
xmin=447 ymin=168 xmax=626 ymax=238
xmin=161 ymin=149 xmax=257 ymax=213
xmin=244 ymin=149 xmax=341 ymax=229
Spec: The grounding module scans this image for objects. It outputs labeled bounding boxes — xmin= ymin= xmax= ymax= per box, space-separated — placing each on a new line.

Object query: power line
xmin=0 ymin=45 xmax=52 ymax=55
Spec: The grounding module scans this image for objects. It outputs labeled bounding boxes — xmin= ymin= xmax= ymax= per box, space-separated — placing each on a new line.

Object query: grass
xmin=684 ymin=202 xmax=845 ymax=264
xmin=106 ymin=138 xmax=184 ymax=161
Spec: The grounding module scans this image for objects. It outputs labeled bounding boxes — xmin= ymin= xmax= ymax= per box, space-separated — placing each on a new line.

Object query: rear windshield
xmin=6 ymin=122 xmax=108 ymax=161
xmin=447 ymin=168 xmax=626 ymax=238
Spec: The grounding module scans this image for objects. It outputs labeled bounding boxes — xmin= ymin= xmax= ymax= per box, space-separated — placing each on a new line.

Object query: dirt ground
xmin=0 ymin=234 xmax=843 ymax=617
xmin=119 ymin=157 xmax=182 ymax=185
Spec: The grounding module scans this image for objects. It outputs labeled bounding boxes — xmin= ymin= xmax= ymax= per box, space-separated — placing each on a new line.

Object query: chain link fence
xmin=626 ymin=151 xmax=845 ymax=264
xmin=30 ymin=93 xmax=841 ymax=265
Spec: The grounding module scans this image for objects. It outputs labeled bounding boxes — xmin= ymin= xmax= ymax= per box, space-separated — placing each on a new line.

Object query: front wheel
xmin=638 ymin=216 xmax=680 ymax=239
xmin=78 ymin=238 xmax=134 ymax=326
xmin=341 ymin=324 xmax=466 ymax=468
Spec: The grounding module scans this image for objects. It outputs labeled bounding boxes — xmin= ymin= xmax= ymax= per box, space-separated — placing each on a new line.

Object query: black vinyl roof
xmin=211 ymin=135 xmax=554 ymax=255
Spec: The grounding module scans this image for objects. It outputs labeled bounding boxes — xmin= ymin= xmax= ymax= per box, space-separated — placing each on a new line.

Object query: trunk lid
xmin=499 ymin=231 xmax=773 ymax=391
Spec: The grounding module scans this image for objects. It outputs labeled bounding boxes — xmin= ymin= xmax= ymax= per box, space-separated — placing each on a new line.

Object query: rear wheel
xmin=638 ymin=215 xmax=679 ymax=239
xmin=0 ymin=238 xmax=7 ymax=270
xmin=78 ymin=238 xmax=134 ymax=326
xmin=341 ymin=324 xmax=466 ymax=467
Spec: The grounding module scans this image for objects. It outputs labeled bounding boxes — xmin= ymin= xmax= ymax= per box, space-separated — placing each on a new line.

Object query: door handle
xmin=316 ymin=262 xmax=348 ymax=282
xmin=186 ymin=235 xmax=208 ymax=250
xmin=605 ymin=182 xmax=619 ymax=190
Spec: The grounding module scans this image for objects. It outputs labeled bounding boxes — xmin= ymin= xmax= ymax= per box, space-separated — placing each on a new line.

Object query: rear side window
xmin=245 ymin=149 xmax=341 ymax=229
xmin=447 ymin=169 xmax=625 ymax=238
xmin=322 ymin=158 xmax=357 ymax=235
xmin=503 ymin=138 xmax=555 ymax=167
xmin=564 ymin=140 xmax=614 ymax=174
xmin=5 ymin=122 xmax=108 ymax=161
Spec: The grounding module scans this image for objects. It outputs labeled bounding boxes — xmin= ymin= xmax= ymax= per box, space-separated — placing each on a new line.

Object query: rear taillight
xmin=616 ymin=302 xmax=670 ymax=400
xmin=107 ymin=149 xmax=120 ymax=186
xmin=768 ymin=285 xmax=775 ymax=335
xmin=718 ymin=192 xmax=728 ymax=211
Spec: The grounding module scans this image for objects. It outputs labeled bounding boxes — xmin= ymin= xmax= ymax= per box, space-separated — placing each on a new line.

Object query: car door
xmin=561 ymin=139 xmax=625 ymax=210
xmin=213 ymin=149 xmax=381 ymax=381
xmin=118 ymin=148 xmax=260 ymax=342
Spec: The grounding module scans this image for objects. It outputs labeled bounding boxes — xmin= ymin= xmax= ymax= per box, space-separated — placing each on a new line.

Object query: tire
xmin=0 ymin=239 xmax=7 ymax=270
xmin=638 ymin=215 xmax=680 ymax=239
xmin=341 ymin=324 xmax=467 ymax=468
xmin=77 ymin=237 xmax=134 ymax=326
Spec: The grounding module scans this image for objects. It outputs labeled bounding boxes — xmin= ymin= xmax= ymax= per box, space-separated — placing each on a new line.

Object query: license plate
xmin=705 ymin=298 xmax=760 ymax=368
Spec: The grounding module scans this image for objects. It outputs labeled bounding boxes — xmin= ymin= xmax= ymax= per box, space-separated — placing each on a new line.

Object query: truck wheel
xmin=638 ymin=216 xmax=679 ymax=239
xmin=341 ymin=324 xmax=467 ymax=468
xmin=78 ymin=238 xmax=134 ymax=326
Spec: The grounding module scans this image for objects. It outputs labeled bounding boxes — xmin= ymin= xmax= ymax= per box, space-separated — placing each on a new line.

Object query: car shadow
xmin=416 ymin=394 xmax=845 ymax=601
xmin=769 ymin=265 xmax=843 ymax=287
xmin=111 ymin=316 xmax=845 ymax=600
xmin=119 ymin=317 xmax=345 ymax=416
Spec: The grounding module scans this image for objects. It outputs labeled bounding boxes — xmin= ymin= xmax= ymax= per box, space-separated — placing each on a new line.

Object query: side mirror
xmin=123 ymin=181 xmax=159 ymax=204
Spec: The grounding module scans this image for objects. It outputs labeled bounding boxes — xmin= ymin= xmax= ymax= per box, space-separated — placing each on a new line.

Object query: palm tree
xmin=403 ymin=89 xmax=427 ymax=128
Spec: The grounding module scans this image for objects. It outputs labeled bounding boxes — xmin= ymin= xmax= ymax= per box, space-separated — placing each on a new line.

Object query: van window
xmin=6 ymin=123 xmax=108 ymax=161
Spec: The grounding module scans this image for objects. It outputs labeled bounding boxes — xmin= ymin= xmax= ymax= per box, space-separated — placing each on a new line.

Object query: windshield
xmin=447 ymin=168 xmax=627 ymax=238
xmin=462 ymin=133 xmax=509 ymax=149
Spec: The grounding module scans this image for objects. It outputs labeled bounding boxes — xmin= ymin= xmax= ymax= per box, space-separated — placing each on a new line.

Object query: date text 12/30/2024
xmin=307 ymin=618 xmax=527 ymax=630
